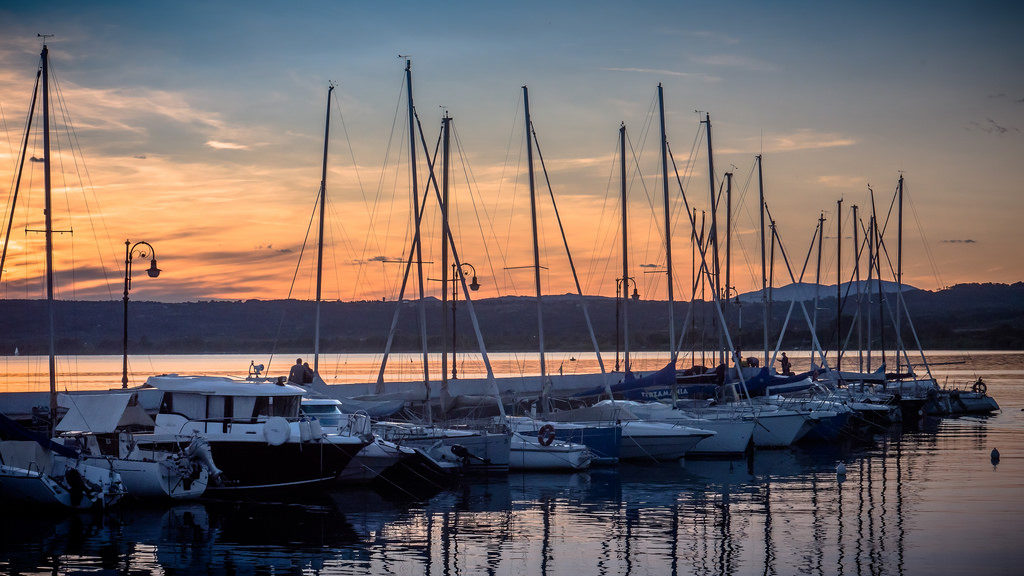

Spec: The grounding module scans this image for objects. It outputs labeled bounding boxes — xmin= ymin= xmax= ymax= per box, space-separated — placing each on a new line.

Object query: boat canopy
xmin=56 ymin=393 xmax=154 ymax=434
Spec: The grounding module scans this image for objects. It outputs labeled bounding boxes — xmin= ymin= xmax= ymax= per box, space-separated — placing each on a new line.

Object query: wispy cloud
xmin=816 ymin=175 xmax=864 ymax=188
xmin=689 ymin=54 xmax=775 ymax=72
xmin=769 ymin=130 xmax=856 ymax=152
xmin=603 ymin=67 xmax=720 ymax=82
xmin=683 ymin=30 xmax=740 ymax=46
xmin=719 ymin=130 xmax=857 ymax=155
xmin=941 ymin=239 xmax=977 ymax=244
xmin=206 ymin=140 xmax=250 ymax=150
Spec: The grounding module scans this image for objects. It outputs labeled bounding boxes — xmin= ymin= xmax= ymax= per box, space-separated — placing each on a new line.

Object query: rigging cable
xmin=49 ymin=59 xmax=118 ymax=298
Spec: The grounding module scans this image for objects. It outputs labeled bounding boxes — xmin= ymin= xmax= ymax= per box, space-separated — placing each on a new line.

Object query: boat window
xmin=233 ymin=396 xmax=257 ymax=420
xmin=301 ymin=404 xmax=337 ymax=415
xmin=167 ymin=393 xmax=206 ymax=420
xmin=249 ymin=395 xmax=300 ymax=418
xmin=207 ymin=396 xmax=226 ymax=420
xmin=158 ymin=393 xmax=173 ymax=414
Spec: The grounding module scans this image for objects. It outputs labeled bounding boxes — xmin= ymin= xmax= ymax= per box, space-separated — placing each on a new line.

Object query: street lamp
xmin=122 ymin=239 xmax=160 ymax=388
xmin=451 ymin=262 xmax=480 ymax=379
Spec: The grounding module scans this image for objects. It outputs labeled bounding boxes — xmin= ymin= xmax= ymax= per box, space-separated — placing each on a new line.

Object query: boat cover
xmin=0 ymin=413 xmax=78 ymax=458
xmin=56 ymin=393 xmax=154 ymax=433
xmin=573 ymin=361 xmax=678 ymax=400
xmin=733 ymin=368 xmax=819 ymax=396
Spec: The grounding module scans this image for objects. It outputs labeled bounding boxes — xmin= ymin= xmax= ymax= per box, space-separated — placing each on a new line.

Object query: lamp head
xmin=469 ymin=275 xmax=480 ymax=291
xmin=147 ymin=259 xmax=161 ymax=278
xmin=631 ymin=286 xmax=640 ymax=301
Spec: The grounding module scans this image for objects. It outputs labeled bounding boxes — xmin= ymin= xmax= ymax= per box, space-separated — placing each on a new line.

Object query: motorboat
xmin=135 ymin=375 xmax=370 ymax=491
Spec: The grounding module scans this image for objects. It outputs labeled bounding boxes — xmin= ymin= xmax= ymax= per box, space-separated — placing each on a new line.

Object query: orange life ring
xmin=537 ymin=424 xmax=556 ymax=446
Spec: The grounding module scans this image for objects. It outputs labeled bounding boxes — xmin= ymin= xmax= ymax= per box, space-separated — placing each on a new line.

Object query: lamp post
xmin=122 ymin=239 xmax=160 ymax=388
xmin=451 ymin=262 xmax=480 ymax=379
xmin=614 ymin=276 xmax=640 ymax=371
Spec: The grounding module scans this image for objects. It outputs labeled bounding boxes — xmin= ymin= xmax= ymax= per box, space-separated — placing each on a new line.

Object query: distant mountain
xmin=736 ymin=280 xmax=918 ymax=303
xmin=0 ymin=282 xmax=1020 ymax=354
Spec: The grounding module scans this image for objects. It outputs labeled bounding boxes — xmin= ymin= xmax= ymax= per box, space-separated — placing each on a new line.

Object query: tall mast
xmin=813 ymin=212 xmax=824 ymax=338
xmin=835 ymin=198 xmax=843 ymax=372
xmin=440 ymin=113 xmax=451 ymax=408
xmin=725 ymin=172 xmax=732 ymax=308
xmin=757 ymin=155 xmax=768 ymax=366
xmin=405 ymin=59 xmax=431 ymax=419
xmin=41 ymin=43 xmax=57 ymax=428
xmin=896 ymin=175 xmax=904 ymax=374
xmin=703 ymin=113 xmax=721 ymax=363
xmin=658 ymin=84 xmax=676 ymax=361
xmin=869 ymin=187 xmax=885 ymax=369
xmin=619 ymin=122 xmax=631 ymax=373
xmin=523 ymin=86 xmax=548 ymax=406
xmin=313 ymin=84 xmax=333 ymax=376
xmin=691 ymin=207 xmax=698 ymax=363
xmin=853 ymin=204 xmax=862 ymax=372
xmin=866 ymin=215 xmax=874 ymax=371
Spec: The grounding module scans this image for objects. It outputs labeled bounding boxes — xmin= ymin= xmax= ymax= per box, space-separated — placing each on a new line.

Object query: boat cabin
xmin=143 ymin=375 xmax=305 ymax=423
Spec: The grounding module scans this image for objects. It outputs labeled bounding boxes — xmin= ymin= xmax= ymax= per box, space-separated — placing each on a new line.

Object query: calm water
xmin=1 ymin=352 xmax=1022 ymax=575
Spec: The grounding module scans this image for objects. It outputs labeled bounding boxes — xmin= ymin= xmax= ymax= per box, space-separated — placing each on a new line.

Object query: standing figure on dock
xmin=778 ymin=352 xmax=793 ymax=376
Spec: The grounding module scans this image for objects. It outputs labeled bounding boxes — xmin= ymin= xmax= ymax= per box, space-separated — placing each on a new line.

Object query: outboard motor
xmin=185 ymin=436 xmax=223 ymax=485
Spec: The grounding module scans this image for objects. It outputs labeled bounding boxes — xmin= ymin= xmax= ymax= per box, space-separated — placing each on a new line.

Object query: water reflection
xmin=2 ymin=413 xmax=1021 ymax=576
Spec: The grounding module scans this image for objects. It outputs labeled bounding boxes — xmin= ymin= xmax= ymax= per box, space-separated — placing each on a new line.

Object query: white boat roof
xmin=56 ymin=392 xmax=154 ymax=433
xmin=142 ymin=374 xmax=307 ymax=397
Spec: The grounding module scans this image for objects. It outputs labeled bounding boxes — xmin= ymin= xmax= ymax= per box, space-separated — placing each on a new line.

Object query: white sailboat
xmin=0 ymin=438 xmax=124 ymax=509
xmin=0 ymin=42 xmax=126 ymax=509
xmin=53 ymin=392 xmax=219 ymax=499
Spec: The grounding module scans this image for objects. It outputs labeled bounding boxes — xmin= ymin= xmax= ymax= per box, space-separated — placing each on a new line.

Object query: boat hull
xmin=677 ymin=417 xmax=754 ymax=456
xmin=752 ymin=411 xmax=812 ymax=448
xmin=102 ymin=457 xmax=208 ymax=499
xmin=375 ymin=426 xmax=511 ymax=474
xmin=338 ymin=439 xmax=405 ymax=484
xmin=509 ymin=434 xmax=591 ymax=471
xmin=618 ymin=422 xmax=712 ymax=461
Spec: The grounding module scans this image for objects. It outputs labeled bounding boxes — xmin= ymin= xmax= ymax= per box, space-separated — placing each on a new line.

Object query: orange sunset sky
xmin=1 ymin=1 xmax=1022 ymax=304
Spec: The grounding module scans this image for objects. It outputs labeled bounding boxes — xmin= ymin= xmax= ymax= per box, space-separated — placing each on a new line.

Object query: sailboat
xmin=358 ymin=60 xmax=512 ymax=473
xmin=52 ymin=392 xmax=219 ymax=499
xmin=0 ymin=41 xmax=126 ymax=509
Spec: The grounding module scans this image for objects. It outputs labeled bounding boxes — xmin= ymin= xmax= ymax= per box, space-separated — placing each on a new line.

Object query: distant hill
xmin=0 ymin=282 xmax=1021 ymax=354
xmin=736 ymin=280 xmax=918 ymax=303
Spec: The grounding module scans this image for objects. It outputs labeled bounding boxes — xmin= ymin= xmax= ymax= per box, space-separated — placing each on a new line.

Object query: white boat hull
xmin=618 ymin=422 xmax=713 ymax=461
xmin=105 ymin=457 xmax=208 ymax=499
xmin=339 ymin=438 xmax=405 ymax=483
xmin=677 ymin=417 xmax=754 ymax=456
xmin=374 ymin=424 xmax=511 ymax=473
xmin=752 ymin=411 xmax=813 ymax=448
xmin=509 ymin=434 xmax=591 ymax=471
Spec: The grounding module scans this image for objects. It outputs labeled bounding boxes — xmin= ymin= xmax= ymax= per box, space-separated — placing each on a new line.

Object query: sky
xmin=0 ymin=0 xmax=1022 ymax=303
